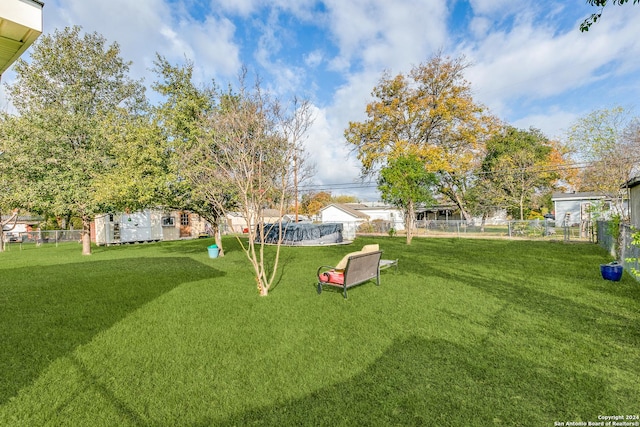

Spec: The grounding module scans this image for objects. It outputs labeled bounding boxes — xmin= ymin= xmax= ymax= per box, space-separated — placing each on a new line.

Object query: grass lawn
xmin=1 ymin=236 xmax=639 ymax=426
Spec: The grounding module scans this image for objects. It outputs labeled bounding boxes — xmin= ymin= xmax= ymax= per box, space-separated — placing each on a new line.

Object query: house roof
xmin=319 ymin=203 xmax=369 ymax=219
xmin=346 ymin=202 xmax=401 ymax=211
xmin=0 ymin=0 xmax=44 ymax=75
xmin=551 ymin=192 xmax=608 ymax=201
xmin=416 ymin=204 xmax=458 ymax=213
xmin=262 ymin=209 xmax=284 ymax=218
xmin=1 ymin=215 xmax=41 ymax=224
xmin=623 ymin=176 xmax=640 ymax=189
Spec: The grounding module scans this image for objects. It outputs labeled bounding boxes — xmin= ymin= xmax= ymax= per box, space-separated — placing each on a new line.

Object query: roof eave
xmin=0 ymin=0 xmax=44 ymax=75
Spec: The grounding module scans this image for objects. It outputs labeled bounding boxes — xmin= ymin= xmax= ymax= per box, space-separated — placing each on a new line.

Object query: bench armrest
xmin=316 ymin=265 xmax=337 ymax=277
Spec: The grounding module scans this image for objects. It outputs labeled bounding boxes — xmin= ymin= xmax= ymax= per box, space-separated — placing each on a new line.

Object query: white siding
xmin=356 ymin=208 xmax=405 ymax=230
xmin=320 ymin=206 xmax=359 ymax=223
xmin=630 ymin=186 xmax=640 ymax=228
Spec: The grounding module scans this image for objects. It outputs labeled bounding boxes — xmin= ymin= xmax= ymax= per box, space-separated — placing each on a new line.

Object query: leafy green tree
xmin=300 ymin=191 xmax=332 ymax=216
xmin=580 ymin=0 xmax=639 ymax=31
xmin=0 ymin=181 xmax=20 ymax=251
xmin=479 ymin=127 xmax=561 ymax=220
xmin=150 ymin=55 xmax=229 ymax=253
xmin=0 ymin=125 xmax=24 ymax=251
xmin=94 ymin=111 xmax=172 ymax=212
xmin=345 ymin=52 xmax=498 ymax=221
xmin=378 ymin=155 xmax=436 ymax=244
xmin=1 ymin=26 xmax=146 ymax=255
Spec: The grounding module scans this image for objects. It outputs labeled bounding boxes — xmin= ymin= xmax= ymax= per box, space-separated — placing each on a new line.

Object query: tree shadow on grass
xmin=209 ymin=336 xmax=617 ymax=426
xmin=0 ymin=257 xmax=221 ymax=404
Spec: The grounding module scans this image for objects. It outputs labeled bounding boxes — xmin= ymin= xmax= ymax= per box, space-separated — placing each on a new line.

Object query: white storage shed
xmin=95 ymin=209 xmax=163 ymax=245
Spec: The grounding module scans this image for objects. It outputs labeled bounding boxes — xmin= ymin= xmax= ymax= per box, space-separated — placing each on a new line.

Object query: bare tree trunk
xmin=81 ymin=215 xmax=92 ymax=255
xmin=214 ymin=228 xmax=224 ymax=257
xmin=211 ymin=216 xmax=224 ymax=257
xmin=258 ymin=278 xmax=268 ymax=296
xmin=0 ymin=210 xmax=19 ymax=253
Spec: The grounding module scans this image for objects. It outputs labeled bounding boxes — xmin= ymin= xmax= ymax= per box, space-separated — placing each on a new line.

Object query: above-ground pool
xmin=255 ymin=222 xmax=345 ymax=246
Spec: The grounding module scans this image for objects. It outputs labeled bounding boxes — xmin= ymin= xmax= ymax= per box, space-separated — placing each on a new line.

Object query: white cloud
xmin=44 ymin=0 xmax=172 ymax=77
xmin=210 ymin=0 xmax=258 ymax=16
xmin=469 ymin=16 xmax=491 ymax=38
xmin=460 ymin=2 xmax=640 ymax=130
xmin=511 ymin=109 xmax=579 ymax=141
xmin=469 ymin=0 xmax=520 ymax=16
xmin=324 ymin=0 xmax=448 ymax=71
xmin=210 ymin=0 xmax=319 ymax=19
xmin=303 ymin=105 xmax=364 ymax=191
xmin=42 ymin=0 xmax=241 ymax=86
xmin=304 ymin=50 xmax=324 ymax=68
xmin=188 ymin=15 xmax=240 ymax=79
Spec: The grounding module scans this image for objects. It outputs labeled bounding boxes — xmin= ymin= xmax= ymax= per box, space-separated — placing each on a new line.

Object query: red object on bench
xmin=319 ymin=271 xmax=344 ymax=285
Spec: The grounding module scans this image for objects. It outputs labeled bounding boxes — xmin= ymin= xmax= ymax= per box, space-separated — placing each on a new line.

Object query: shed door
xmin=179 ymin=212 xmax=191 ymax=237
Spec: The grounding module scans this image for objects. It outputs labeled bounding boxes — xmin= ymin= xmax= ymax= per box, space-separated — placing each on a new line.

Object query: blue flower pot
xmin=600 ymin=263 xmax=623 ymax=281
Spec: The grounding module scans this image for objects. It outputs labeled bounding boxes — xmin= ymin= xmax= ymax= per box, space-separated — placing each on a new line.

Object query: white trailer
xmin=95 ymin=209 xmax=163 ymax=245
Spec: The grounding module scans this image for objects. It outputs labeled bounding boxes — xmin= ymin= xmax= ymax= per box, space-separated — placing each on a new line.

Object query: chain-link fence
xmin=621 ymin=224 xmax=640 ymax=277
xmin=598 ymin=221 xmax=640 ymax=277
xmin=351 ymin=219 xmax=594 ymax=241
xmin=5 ymin=230 xmax=83 ymax=248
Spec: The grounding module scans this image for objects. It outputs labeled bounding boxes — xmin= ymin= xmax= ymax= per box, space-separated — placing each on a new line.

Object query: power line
xmin=296 ymin=155 xmax=640 ymax=194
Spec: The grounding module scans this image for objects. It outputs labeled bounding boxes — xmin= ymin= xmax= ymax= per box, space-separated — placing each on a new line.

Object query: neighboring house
xmin=1 ymin=214 xmax=41 ymax=240
xmin=161 ymin=210 xmax=209 ymax=240
xmin=318 ymin=202 xmax=408 ymax=239
xmin=319 ymin=203 xmax=368 ymax=224
xmin=225 ymin=211 xmax=248 ymax=233
xmin=282 ymin=213 xmax=311 ymax=223
xmin=319 ymin=203 xmax=370 ymax=240
xmin=416 ymin=205 xmax=463 ymax=222
xmin=551 ymin=192 xmax=626 ymax=227
xmin=92 ymin=209 xmax=209 ymax=245
xmin=349 ymin=202 xmax=405 ymax=230
xmin=224 ymin=209 xmax=290 ymax=233
xmin=0 ymin=0 xmax=44 ymax=76
xmin=624 ymin=177 xmax=640 ymax=228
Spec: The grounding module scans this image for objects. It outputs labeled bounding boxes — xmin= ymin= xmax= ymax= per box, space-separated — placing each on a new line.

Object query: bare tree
xmin=0 ymin=210 xmax=19 ymax=252
xmin=277 ymin=97 xmax=316 ymax=221
xmin=180 ymin=77 xmax=314 ymax=296
xmin=567 ymin=107 xmax=640 ymax=218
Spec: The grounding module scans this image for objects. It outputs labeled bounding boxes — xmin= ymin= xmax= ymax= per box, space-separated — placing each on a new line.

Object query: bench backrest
xmin=343 ymin=250 xmax=382 ymax=286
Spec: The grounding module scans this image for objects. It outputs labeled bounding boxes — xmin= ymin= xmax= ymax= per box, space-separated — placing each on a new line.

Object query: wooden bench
xmin=316 ymin=250 xmax=383 ymax=298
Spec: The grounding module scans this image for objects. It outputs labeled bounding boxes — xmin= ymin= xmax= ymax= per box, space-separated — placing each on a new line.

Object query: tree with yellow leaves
xmin=345 ymin=52 xmax=497 ymax=221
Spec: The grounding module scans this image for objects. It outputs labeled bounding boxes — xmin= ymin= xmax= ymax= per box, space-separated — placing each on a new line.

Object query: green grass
xmin=1 ymin=237 xmax=638 ymax=426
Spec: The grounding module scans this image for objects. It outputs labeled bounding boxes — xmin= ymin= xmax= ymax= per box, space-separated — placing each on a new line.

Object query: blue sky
xmin=2 ymin=0 xmax=639 ymax=200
